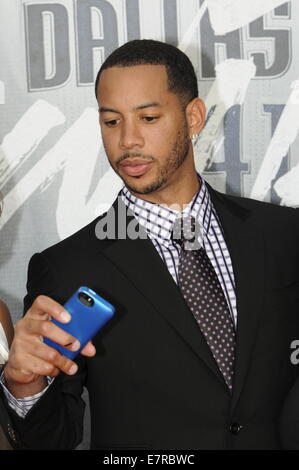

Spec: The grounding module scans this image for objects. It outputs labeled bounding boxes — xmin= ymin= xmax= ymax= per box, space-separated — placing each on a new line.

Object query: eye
xmin=142 ymin=116 xmax=159 ymax=123
xmin=104 ymin=119 xmax=120 ymax=127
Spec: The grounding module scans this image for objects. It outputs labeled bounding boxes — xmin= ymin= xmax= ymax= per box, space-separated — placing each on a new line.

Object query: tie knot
xmin=171 ymin=215 xmax=201 ymax=250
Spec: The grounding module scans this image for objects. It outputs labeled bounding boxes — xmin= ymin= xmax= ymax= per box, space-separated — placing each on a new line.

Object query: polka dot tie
xmin=172 ymin=215 xmax=236 ymax=391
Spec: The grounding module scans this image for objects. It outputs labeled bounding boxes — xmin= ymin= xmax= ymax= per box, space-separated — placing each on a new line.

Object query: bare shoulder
xmin=0 ymin=300 xmax=14 ymax=346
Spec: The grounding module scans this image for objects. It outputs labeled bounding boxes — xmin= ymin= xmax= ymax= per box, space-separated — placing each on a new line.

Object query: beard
xmin=106 ymin=120 xmax=190 ymax=195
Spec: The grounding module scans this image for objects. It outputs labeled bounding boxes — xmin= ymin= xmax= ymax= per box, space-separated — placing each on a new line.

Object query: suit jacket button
xmin=229 ymin=422 xmax=242 ymax=435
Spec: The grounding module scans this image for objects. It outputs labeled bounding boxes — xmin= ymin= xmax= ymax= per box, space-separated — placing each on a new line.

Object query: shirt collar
xmin=120 ymin=174 xmax=213 ymax=247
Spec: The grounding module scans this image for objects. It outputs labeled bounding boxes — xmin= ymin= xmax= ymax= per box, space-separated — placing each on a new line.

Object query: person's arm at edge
xmin=0 ymin=252 xmax=93 ymax=449
xmin=0 ymin=300 xmax=14 ymax=347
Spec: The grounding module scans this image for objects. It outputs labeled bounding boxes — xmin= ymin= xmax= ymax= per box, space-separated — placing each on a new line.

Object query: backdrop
xmin=1 ymin=0 xmax=299 ymax=448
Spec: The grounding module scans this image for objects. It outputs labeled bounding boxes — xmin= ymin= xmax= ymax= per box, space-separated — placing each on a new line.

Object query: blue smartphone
xmin=44 ymin=286 xmax=115 ymax=360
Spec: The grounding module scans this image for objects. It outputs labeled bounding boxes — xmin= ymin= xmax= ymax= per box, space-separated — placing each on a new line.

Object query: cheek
xmin=101 ymin=132 xmax=119 ymax=160
xmin=144 ymin=119 xmax=180 ymax=148
xmin=102 ymin=141 xmax=116 ymax=163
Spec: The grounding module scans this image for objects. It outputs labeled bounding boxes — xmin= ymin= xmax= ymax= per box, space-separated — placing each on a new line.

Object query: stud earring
xmin=191 ymin=133 xmax=199 ymax=145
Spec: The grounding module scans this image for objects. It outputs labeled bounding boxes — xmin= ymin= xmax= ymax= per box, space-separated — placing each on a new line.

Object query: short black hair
xmin=95 ymin=39 xmax=198 ymax=106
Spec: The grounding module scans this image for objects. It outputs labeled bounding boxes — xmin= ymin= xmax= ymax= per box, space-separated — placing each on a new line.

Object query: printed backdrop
xmin=1 ymin=0 xmax=299 ymax=447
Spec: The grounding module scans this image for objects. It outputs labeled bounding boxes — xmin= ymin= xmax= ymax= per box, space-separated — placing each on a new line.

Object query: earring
xmin=191 ymin=134 xmax=199 ymax=145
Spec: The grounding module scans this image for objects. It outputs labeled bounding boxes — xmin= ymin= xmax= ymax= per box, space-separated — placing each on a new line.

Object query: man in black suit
xmin=1 ymin=40 xmax=299 ymax=450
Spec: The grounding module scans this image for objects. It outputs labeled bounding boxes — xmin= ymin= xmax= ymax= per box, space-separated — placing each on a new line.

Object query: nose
xmin=119 ymin=120 xmax=144 ymax=150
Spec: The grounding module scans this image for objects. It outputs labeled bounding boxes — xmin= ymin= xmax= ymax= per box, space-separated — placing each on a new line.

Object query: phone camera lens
xmin=78 ymin=292 xmax=94 ymax=307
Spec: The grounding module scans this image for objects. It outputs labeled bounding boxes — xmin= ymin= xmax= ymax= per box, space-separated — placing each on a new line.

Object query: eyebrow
xmin=99 ymin=102 xmax=161 ymax=113
xmin=136 ymin=102 xmax=160 ymax=110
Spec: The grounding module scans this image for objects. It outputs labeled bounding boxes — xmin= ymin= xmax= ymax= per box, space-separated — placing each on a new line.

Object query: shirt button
xmin=8 ymin=423 xmax=16 ymax=441
xmin=229 ymin=422 xmax=242 ymax=435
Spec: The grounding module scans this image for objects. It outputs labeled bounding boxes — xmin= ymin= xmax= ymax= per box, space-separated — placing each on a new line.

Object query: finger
xmin=23 ymin=335 xmax=79 ymax=363
xmin=8 ymin=337 xmax=79 ymax=378
xmin=24 ymin=318 xmax=80 ymax=351
xmin=24 ymin=343 xmax=79 ymax=376
xmin=80 ymin=341 xmax=96 ymax=357
xmin=8 ymin=353 xmax=61 ymax=379
xmin=26 ymin=295 xmax=71 ymax=324
xmin=27 ymin=350 xmax=78 ymax=377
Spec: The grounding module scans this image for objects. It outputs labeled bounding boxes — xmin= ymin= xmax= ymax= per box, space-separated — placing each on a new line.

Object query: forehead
xmin=97 ymin=64 xmax=171 ymax=107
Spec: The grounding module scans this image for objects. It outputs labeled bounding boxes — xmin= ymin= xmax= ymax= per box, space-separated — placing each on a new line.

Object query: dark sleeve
xmin=8 ymin=252 xmax=88 ymax=450
xmin=23 ymin=252 xmax=67 ymax=313
xmin=280 ymin=375 xmax=299 ymax=449
xmin=279 ymin=209 xmax=299 ymax=449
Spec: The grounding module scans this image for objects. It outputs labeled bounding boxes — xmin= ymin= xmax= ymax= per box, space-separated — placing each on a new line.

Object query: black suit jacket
xmin=6 ymin=184 xmax=299 ymax=450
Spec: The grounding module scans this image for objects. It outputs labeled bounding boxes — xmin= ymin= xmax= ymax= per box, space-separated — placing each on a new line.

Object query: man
xmin=1 ymin=39 xmax=299 ymax=450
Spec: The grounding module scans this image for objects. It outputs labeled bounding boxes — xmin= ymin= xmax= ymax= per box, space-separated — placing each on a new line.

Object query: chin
xmin=119 ymin=171 xmax=151 ymax=192
xmin=125 ymin=177 xmax=165 ymax=195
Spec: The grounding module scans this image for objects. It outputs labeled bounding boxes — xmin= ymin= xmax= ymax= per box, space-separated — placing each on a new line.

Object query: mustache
xmin=116 ymin=153 xmax=154 ymax=166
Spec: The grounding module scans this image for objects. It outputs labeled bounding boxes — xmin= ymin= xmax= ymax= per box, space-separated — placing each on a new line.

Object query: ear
xmin=185 ymin=98 xmax=206 ymax=137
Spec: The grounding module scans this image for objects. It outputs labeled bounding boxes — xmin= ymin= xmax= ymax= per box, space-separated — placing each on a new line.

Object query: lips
xmin=120 ymin=160 xmax=153 ymax=177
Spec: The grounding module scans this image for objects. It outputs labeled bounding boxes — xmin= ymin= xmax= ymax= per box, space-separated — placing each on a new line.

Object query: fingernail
xmin=71 ymin=340 xmax=80 ymax=351
xmin=60 ymin=311 xmax=71 ymax=323
xmin=69 ymin=364 xmax=78 ymax=375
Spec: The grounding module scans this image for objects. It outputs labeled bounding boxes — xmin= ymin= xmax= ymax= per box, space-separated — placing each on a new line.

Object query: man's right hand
xmin=4 ymin=295 xmax=96 ymax=398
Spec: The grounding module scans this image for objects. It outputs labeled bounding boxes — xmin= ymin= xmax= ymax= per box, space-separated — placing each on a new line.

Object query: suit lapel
xmin=208 ymin=186 xmax=265 ymax=410
xmin=97 ymin=187 xmax=265 ymax=402
xmin=98 ymin=194 xmax=227 ymax=389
